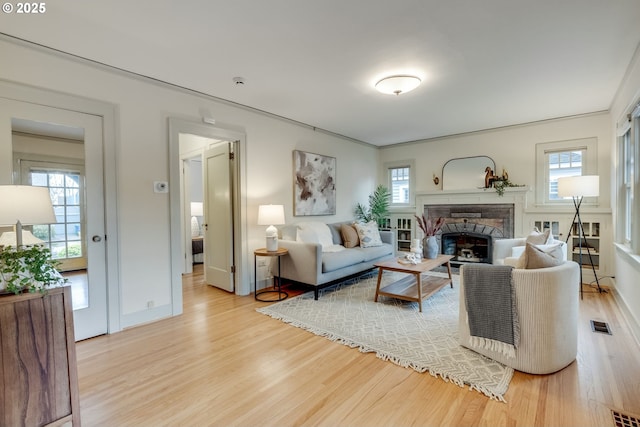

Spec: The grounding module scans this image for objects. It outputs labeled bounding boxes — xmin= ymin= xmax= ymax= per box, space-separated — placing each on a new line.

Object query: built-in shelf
xmin=379 ymin=214 xmax=415 ymax=252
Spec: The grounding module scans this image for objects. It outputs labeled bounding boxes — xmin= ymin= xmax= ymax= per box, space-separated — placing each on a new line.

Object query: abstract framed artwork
xmin=293 ymin=150 xmax=336 ymax=216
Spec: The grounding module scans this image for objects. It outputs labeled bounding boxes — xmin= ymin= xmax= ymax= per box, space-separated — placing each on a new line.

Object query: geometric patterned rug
xmin=257 ymin=271 xmax=513 ymax=402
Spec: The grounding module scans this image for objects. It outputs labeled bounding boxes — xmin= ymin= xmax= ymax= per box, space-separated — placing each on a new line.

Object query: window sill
xmin=614 ymin=243 xmax=640 ymax=269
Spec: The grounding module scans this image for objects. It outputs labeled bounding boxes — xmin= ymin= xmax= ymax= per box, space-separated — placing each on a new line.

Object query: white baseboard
xmin=612 ymin=287 xmax=640 ymax=349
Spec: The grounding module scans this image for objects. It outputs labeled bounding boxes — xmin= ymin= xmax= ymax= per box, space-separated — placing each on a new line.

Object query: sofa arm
xmin=277 ymin=239 xmax=323 ymax=285
xmin=380 ymin=230 xmax=395 ymax=248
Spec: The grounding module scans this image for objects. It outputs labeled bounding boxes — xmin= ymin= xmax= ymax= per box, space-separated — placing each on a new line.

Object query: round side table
xmin=254 ymin=247 xmax=289 ymax=301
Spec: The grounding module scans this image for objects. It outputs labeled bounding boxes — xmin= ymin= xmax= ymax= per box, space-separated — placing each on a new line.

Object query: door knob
xmin=92 ymin=235 xmax=103 ymax=242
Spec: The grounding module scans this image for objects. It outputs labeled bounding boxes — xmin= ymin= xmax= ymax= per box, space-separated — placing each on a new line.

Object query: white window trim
xmin=535 ymin=137 xmax=598 ymax=206
xmin=384 ymin=159 xmax=415 ymax=208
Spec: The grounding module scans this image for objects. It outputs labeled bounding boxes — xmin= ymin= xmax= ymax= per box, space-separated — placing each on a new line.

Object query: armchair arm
xmin=493 ymin=238 xmax=526 ymax=264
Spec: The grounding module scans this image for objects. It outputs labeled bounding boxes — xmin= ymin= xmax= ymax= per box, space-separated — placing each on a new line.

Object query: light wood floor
xmin=75 ymin=266 xmax=640 ymax=427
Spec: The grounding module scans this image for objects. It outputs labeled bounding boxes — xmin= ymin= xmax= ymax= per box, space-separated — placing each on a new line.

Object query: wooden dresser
xmin=0 ymin=286 xmax=81 ymax=426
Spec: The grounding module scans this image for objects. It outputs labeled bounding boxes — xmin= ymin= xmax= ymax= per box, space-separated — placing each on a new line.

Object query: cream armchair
xmin=458 ymin=261 xmax=580 ymax=374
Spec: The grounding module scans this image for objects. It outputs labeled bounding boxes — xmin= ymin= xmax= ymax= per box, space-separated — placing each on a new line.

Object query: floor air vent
xmin=612 ymin=410 xmax=640 ymax=427
xmin=591 ymin=320 xmax=612 ymax=335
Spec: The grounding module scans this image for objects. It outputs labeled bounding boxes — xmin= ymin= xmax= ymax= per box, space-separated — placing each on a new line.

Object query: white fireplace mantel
xmin=415 ymin=186 xmax=531 ymax=237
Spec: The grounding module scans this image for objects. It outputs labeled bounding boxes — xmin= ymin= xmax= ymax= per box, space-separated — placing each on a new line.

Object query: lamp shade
xmin=190 ymin=202 xmax=203 ymax=216
xmin=557 ymin=175 xmax=600 ymax=198
xmin=257 ymin=204 xmax=285 ymax=226
xmin=0 ymin=185 xmax=56 ymax=226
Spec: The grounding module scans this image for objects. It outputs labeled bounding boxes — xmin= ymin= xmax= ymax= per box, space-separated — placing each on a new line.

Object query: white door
xmin=203 ymin=143 xmax=234 ymax=292
xmin=0 ymin=99 xmax=108 ymax=341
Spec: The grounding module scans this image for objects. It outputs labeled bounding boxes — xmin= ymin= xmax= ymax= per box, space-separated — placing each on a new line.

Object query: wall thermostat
xmin=154 ymin=181 xmax=169 ymax=193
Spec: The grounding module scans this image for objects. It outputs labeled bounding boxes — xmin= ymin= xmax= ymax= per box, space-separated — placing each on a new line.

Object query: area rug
xmin=257 ymin=271 xmax=513 ymax=402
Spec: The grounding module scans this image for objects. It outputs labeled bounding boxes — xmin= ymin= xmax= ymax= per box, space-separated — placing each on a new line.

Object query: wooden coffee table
xmin=374 ymin=254 xmax=454 ymax=312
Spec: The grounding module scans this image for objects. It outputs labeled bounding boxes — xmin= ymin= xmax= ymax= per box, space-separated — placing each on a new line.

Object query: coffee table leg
xmin=446 ymin=261 xmax=453 ymax=288
xmin=374 ymin=268 xmax=384 ymax=302
xmin=416 ymin=272 xmax=423 ymax=312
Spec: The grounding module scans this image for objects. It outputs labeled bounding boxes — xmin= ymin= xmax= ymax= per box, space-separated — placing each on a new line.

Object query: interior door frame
xmin=0 ymin=79 xmax=122 ymax=334
xmin=169 ymin=118 xmax=248 ymax=310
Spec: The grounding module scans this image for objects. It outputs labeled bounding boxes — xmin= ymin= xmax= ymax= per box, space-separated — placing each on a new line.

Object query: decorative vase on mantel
xmin=423 ymin=236 xmax=439 ymax=259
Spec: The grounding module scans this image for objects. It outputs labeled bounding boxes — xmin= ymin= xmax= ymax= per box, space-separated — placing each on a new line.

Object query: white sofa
xmin=277 ymin=221 xmax=395 ymax=300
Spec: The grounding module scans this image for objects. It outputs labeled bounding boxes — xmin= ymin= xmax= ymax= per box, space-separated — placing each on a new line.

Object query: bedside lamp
xmin=0 ymin=185 xmax=56 ymax=248
xmin=190 ymin=202 xmax=203 ymax=237
xmin=257 ymin=204 xmax=285 ymax=252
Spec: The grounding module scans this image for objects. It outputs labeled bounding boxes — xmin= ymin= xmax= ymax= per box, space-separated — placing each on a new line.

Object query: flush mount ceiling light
xmin=375 ymin=75 xmax=421 ymax=95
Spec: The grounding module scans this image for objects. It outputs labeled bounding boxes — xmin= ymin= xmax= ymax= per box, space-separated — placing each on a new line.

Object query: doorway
xmin=179 ymin=134 xmax=236 ymax=292
xmin=169 ymin=118 xmax=249 ymax=311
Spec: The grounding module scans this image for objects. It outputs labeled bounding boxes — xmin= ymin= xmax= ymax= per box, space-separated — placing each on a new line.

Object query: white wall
xmin=609 ymin=46 xmax=640 ymax=342
xmin=0 ymin=39 xmax=379 ymax=329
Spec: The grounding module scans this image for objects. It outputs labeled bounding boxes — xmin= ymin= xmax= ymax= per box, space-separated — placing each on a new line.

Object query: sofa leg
xmin=314 ymin=288 xmax=319 ymax=300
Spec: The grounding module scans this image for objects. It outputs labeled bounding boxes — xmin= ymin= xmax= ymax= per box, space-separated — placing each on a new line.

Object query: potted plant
xmin=355 ymin=185 xmax=390 ymax=225
xmin=0 ymin=244 xmax=67 ymax=294
xmin=414 ymin=214 xmax=445 ymax=259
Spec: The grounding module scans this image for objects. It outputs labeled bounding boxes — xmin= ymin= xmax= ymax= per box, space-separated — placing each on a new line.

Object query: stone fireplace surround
xmin=427 ymin=203 xmax=513 ymax=264
xmin=415 ymin=188 xmax=529 ymax=265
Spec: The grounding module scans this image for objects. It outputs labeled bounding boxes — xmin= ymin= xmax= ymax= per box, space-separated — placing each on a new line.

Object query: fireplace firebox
xmin=424 ymin=203 xmax=515 ymax=266
xmin=442 ymin=232 xmax=492 ymax=264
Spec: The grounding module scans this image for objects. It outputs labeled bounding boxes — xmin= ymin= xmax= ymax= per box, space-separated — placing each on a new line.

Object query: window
xmin=619 ymin=105 xmax=639 ymax=249
xmin=390 ymin=166 xmax=410 ymax=203
xmin=385 ymin=160 xmax=415 ymax=206
xmin=535 ymin=138 xmax=597 ymax=204
xmin=547 ymin=150 xmax=583 ymax=200
xmin=31 ymin=169 xmax=83 ymax=262
xmin=622 ymin=129 xmax=634 ymax=244
xmin=19 ymin=157 xmax=87 ymax=272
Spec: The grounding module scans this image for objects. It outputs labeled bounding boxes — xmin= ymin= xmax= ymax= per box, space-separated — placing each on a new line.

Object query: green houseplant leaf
xmin=355 ymin=185 xmax=390 ymax=223
xmin=0 ymin=245 xmax=67 ymax=294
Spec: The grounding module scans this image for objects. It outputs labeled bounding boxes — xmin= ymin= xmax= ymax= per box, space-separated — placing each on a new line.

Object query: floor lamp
xmin=557 ymin=175 xmax=604 ymax=299
xmin=0 ymin=185 xmax=56 ymax=248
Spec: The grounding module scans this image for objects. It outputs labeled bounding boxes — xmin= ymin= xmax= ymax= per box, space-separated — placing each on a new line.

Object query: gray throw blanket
xmin=463 ymin=264 xmax=520 ymax=358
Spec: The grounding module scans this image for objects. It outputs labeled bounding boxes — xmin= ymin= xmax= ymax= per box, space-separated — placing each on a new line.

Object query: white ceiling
xmin=2 ymin=0 xmax=640 ymax=146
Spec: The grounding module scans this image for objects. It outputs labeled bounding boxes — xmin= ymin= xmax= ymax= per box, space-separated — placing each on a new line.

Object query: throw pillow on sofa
xmin=340 ymin=223 xmax=360 ymax=248
xmin=354 ymin=221 xmax=383 ymax=248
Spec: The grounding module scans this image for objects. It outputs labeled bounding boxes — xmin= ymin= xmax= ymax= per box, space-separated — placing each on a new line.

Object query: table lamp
xmin=0 ymin=185 xmax=56 ymax=247
xmin=257 ymin=204 xmax=285 ymax=252
xmin=190 ymin=202 xmax=203 ymax=237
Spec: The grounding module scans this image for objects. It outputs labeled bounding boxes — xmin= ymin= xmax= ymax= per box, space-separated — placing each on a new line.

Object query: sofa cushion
xmin=354 ymin=221 xmax=383 ymax=248
xmin=322 ymin=250 xmax=365 ymax=273
xmin=517 ymin=242 xmax=564 ymax=269
xmin=340 ymin=223 xmax=360 ymax=248
xmin=352 ymin=243 xmax=394 ymax=262
xmin=296 ymin=222 xmax=334 ymax=249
